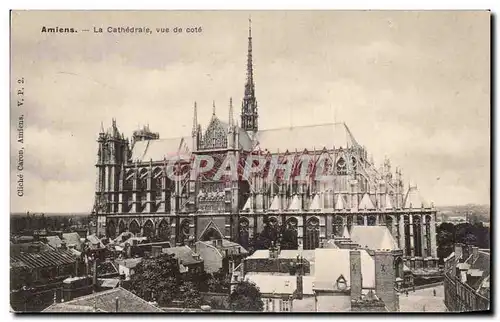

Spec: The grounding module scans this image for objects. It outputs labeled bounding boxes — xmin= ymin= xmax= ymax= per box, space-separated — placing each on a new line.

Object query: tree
xmin=125 ymin=254 xmax=181 ymax=306
xmin=280 ymin=225 xmax=298 ymax=250
xmin=207 ymin=269 xmax=231 ymax=293
xmin=178 ymin=281 xmax=202 ymax=308
xmin=229 ymin=281 xmax=264 ymax=312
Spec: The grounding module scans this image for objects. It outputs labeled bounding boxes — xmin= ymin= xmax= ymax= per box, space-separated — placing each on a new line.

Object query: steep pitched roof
xmin=255 ymin=122 xmax=358 ymax=153
xmin=465 ymin=251 xmax=490 ymax=292
xmin=350 ymin=226 xmax=398 ymax=250
xmin=335 ymin=194 xmax=345 ymax=210
xmin=314 ymin=248 xmax=375 ymax=289
xmin=11 ymin=249 xmax=77 ymax=269
xmin=309 ymin=194 xmax=321 ymax=210
xmin=358 ymin=193 xmax=375 ymax=210
xmin=242 ymin=197 xmax=252 ymax=211
xmin=404 ymin=186 xmax=429 ymax=209
xmin=236 ymin=126 xmax=253 ymax=150
xmin=342 ymin=225 xmax=351 ymax=239
xmin=163 ymin=246 xmax=202 ymax=266
xmin=42 ymin=287 xmax=162 ymax=312
xmin=130 ymin=136 xmax=192 ymax=162
xmin=288 ymin=195 xmax=300 ymax=211
xmin=45 ymin=236 xmax=63 ymax=249
xmin=269 ymin=195 xmax=280 ymax=210
xmin=62 ymin=232 xmax=82 ymax=249
xmin=245 ymin=274 xmax=297 ymax=295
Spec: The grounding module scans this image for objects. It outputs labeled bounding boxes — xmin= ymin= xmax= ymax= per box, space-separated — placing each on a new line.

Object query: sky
xmin=10 ymin=10 xmax=490 ymax=213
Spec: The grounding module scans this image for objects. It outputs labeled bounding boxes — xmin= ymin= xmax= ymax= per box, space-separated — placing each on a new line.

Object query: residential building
xmin=443 ymin=243 xmax=490 ymax=312
xmin=234 ymin=246 xmax=400 ymax=312
xmin=194 ymin=239 xmax=248 ymax=274
xmin=163 ymin=246 xmax=204 ymax=273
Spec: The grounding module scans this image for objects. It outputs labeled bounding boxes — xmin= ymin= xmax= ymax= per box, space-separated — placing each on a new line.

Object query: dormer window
xmin=336 ymin=275 xmax=347 ymax=291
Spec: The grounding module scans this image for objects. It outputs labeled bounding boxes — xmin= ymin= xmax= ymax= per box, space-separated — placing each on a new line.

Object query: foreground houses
xmin=232 ymin=245 xmax=400 ymax=312
xmin=43 ymin=287 xmax=162 ymax=313
xmin=443 ymin=243 xmax=490 ymax=311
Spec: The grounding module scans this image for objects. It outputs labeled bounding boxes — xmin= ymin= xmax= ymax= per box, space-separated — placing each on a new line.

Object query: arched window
xmin=333 ymin=216 xmax=344 ymax=237
xmin=394 ymin=256 xmax=403 ymax=279
xmin=151 ymin=168 xmax=163 ymax=203
xmin=123 ymin=170 xmax=133 ymax=212
xmin=346 ymin=216 xmax=353 ymax=232
xmin=158 ymin=219 xmax=170 ymax=241
xmin=124 ymin=170 xmax=134 ymax=191
xmin=129 ymin=220 xmax=140 ymax=236
xmin=143 ymin=220 xmax=155 ymax=240
xmin=413 ymin=216 xmax=422 ymax=257
xmin=138 ymin=169 xmax=148 ymax=211
xmin=404 ymin=215 xmax=411 ymax=256
xmin=282 ymin=217 xmax=298 ymax=250
xmin=106 ymin=220 xmax=117 ymax=239
xmin=304 ymin=217 xmax=320 ymax=250
xmin=118 ymin=220 xmax=126 ymax=234
xmin=425 ymin=215 xmax=432 ymax=257
xmin=180 ymin=220 xmax=191 ymax=243
xmin=336 ymin=157 xmax=347 ymax=175
xmin=367 ymin=215 xmax=377 ymax=226
xmin=351 ymin=156 xmax=357 ymax=172
xmin=386 ymin=216 xmax=394 ymax=235
xmin=238 ymin=217 xmax=250 ymax=249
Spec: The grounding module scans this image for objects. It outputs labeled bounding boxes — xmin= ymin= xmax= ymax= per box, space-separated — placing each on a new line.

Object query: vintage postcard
xmin=10 ymin=10 xmax=491 ymax=313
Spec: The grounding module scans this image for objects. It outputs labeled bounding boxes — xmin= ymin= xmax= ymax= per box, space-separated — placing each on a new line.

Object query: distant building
xmin=443 ymin=243 xmax=490 ymax=312
xmin=42 ymin=287 xmax=162 ymax=312
xmin=194 ymin=239 xmax=248 ymax=274
xmin=233 ymin=246 xmax=400 ymax=312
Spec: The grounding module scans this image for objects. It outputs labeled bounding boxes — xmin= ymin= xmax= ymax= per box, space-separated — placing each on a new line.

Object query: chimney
xmin=472 ymin=247 xmax=479 ymax=263
xmin=126 ymin=243 xmax=132 ymax=258
xmin=454 ymin=243 xmax=463 ymax=262
xmin=296 ymin=275 xmax=303 ymax=300
xmin=349 ymin=250 xmax=362 ymax=300
xmin=374 ymin=250 xmax=398 ymax=312
xmin=151 ymin=245 xmax=162 ymax=258
xmin=241 ymin=259 xmax=246 ymax=276
xmin=115 ymin=297 xmax=119 ymax=312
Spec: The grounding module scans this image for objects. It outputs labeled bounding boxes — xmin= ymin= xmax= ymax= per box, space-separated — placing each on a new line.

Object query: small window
xmin=281 ymin=299 xmax=290 ymax=312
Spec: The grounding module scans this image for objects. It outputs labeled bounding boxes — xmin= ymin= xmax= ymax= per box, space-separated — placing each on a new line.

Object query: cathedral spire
xmin=241 ymin=17 xmax=258 ymax=133
xmin=212 ymin=100 xmax=216 ymax=116
xmin=192 ymin=101 xmax=198 ymax=136
xmin=99 ymin=121 xmax=105 ymax=134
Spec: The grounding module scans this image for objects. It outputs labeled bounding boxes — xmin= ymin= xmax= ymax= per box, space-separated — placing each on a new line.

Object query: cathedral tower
xmin=94 ymin=119 xmax=129 ymax=237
